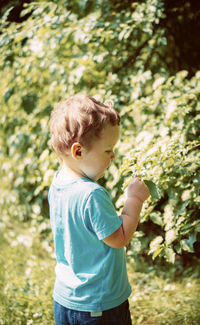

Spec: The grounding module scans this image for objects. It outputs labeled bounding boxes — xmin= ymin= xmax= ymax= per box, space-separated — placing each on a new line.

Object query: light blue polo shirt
xmin=48 ymin=174 xmax=131 ymax=312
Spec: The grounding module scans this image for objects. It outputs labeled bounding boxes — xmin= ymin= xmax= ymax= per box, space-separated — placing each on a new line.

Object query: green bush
xmin=0 ymin=0 xmax=166 ymax=221
xmin=0 ymin=0 xmax=199 ymax=263
xmin=114 ymin=71 xmax=200 ymax=263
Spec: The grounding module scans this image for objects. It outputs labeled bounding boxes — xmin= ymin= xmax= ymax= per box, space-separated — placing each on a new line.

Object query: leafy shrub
xmin=0 ymin=0 xmax=166 ymax=222
xmin=114 ymin=71 xmax=200 ymax=263
xmin=0 ymin=1 xmax=199 ymax=263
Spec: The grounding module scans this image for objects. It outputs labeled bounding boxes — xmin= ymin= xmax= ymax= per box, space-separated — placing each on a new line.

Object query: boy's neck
xmin=59 ymin=161 xmax=89 ymax=180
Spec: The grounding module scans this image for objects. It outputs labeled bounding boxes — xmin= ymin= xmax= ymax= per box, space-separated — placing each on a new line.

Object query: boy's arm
xmin=103 ymin=177 xmax=150 ymax=249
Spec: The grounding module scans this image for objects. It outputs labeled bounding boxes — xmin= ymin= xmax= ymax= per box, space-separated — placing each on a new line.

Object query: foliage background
xmin=1 ymin=0 xmax=199 ymax=263
xmin=0 ymin=0 xmax=200 ymax=323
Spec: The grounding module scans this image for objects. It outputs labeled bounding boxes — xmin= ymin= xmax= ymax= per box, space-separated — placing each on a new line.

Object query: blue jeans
xmin=53 ymin=300 xmax=132 ymax=325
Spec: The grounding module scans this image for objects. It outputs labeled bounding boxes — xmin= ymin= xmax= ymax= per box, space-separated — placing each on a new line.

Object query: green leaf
xmin=149 ymin=236 xmax=163 ymax=251
xmin=165 ymin=229 xmax=177 ymax=245
xmin=152 ymin=247 xmax=163 ymax=259
xmin=144 ymin=179 xmax=159 ymax=199
xmin=180 ymin=234 xmax=196 ymax=253
xmin=131 ymin=237 xmax=142 ymax=253
xmin=165 ymin=247 xmax=176 ymax=264
xmin=150 ymin=212 xmax=163 ymax=226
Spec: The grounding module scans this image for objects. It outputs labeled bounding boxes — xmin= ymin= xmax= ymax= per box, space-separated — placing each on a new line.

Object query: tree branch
xmin=113 ymin=37 xmax=150 ymax=74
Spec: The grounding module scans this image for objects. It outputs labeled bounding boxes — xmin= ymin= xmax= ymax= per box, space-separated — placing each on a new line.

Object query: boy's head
xmin=49 ymin=93 xmax=120 ymax=158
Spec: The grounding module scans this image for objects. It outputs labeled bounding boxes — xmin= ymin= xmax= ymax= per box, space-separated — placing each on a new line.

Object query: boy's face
xmin=80 ymin=124 xmax=120 ymax=181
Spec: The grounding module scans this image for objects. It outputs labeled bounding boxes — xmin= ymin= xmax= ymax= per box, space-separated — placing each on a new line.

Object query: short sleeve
xmin=84 ymin=188 xmax=122 ymax=240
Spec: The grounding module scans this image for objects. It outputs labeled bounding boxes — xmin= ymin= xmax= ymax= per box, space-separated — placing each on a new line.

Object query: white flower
xmin=11 ymin=240 xmax=18 ymax=247
xmin=16 ymin=235 xmax=33 ymax=247
xmin=33 ymin=313 xmax=41 ymax=319
xmin=30 ymin=38 xmax=43 ymax=56
xmin=27 ymin=320 xmax=33 ymax=325
xmin=186 ymin=282 xmax=192 ymax=287
xmin=166 ymin=100 xmax=177 ymax=120
xmin=164 ymin=284 xmax=175 ymax=291
xmin=42 ymin=241 xmax=52 ymax=253
xmin=131 ymin=293 xmax=141 ymax=302
xmin=25 ymin=268 xmax=31 ymax=276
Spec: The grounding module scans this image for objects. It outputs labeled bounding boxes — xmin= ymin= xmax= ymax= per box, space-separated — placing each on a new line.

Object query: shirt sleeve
xmin=84 ymin=187 xmax=122 ymax=240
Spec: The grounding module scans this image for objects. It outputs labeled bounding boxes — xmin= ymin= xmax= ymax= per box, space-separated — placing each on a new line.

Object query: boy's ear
xmin=71 ymin=142 xmax=82 ymax=160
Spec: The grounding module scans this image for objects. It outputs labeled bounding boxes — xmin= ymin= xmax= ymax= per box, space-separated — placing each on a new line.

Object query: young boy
xmin=48 ymin=93 xmax=149 ymax=325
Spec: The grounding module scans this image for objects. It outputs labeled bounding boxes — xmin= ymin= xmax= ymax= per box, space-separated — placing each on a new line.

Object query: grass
xmin=128 ymin=261 xmax=200 ymax=325
xmin=0 ymin=217 xmax=200 ymax=325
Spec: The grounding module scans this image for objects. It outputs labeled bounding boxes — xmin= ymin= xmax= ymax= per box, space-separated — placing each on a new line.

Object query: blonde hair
xmin=49 ymin=93 xmax=120 ymax=156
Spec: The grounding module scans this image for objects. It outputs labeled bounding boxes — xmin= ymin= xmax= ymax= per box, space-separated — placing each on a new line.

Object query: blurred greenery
xmin=0 ymin=0 xmax=200 ymax=294
xmin=0 ymin=0 xmax=200 ymax=323
xmin=1 ymin=0 xmax=199 ymax=263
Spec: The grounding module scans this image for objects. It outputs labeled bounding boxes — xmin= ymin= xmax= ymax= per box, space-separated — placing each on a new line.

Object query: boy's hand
xmin=127 ymin=176 xmax=150 ymax=202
